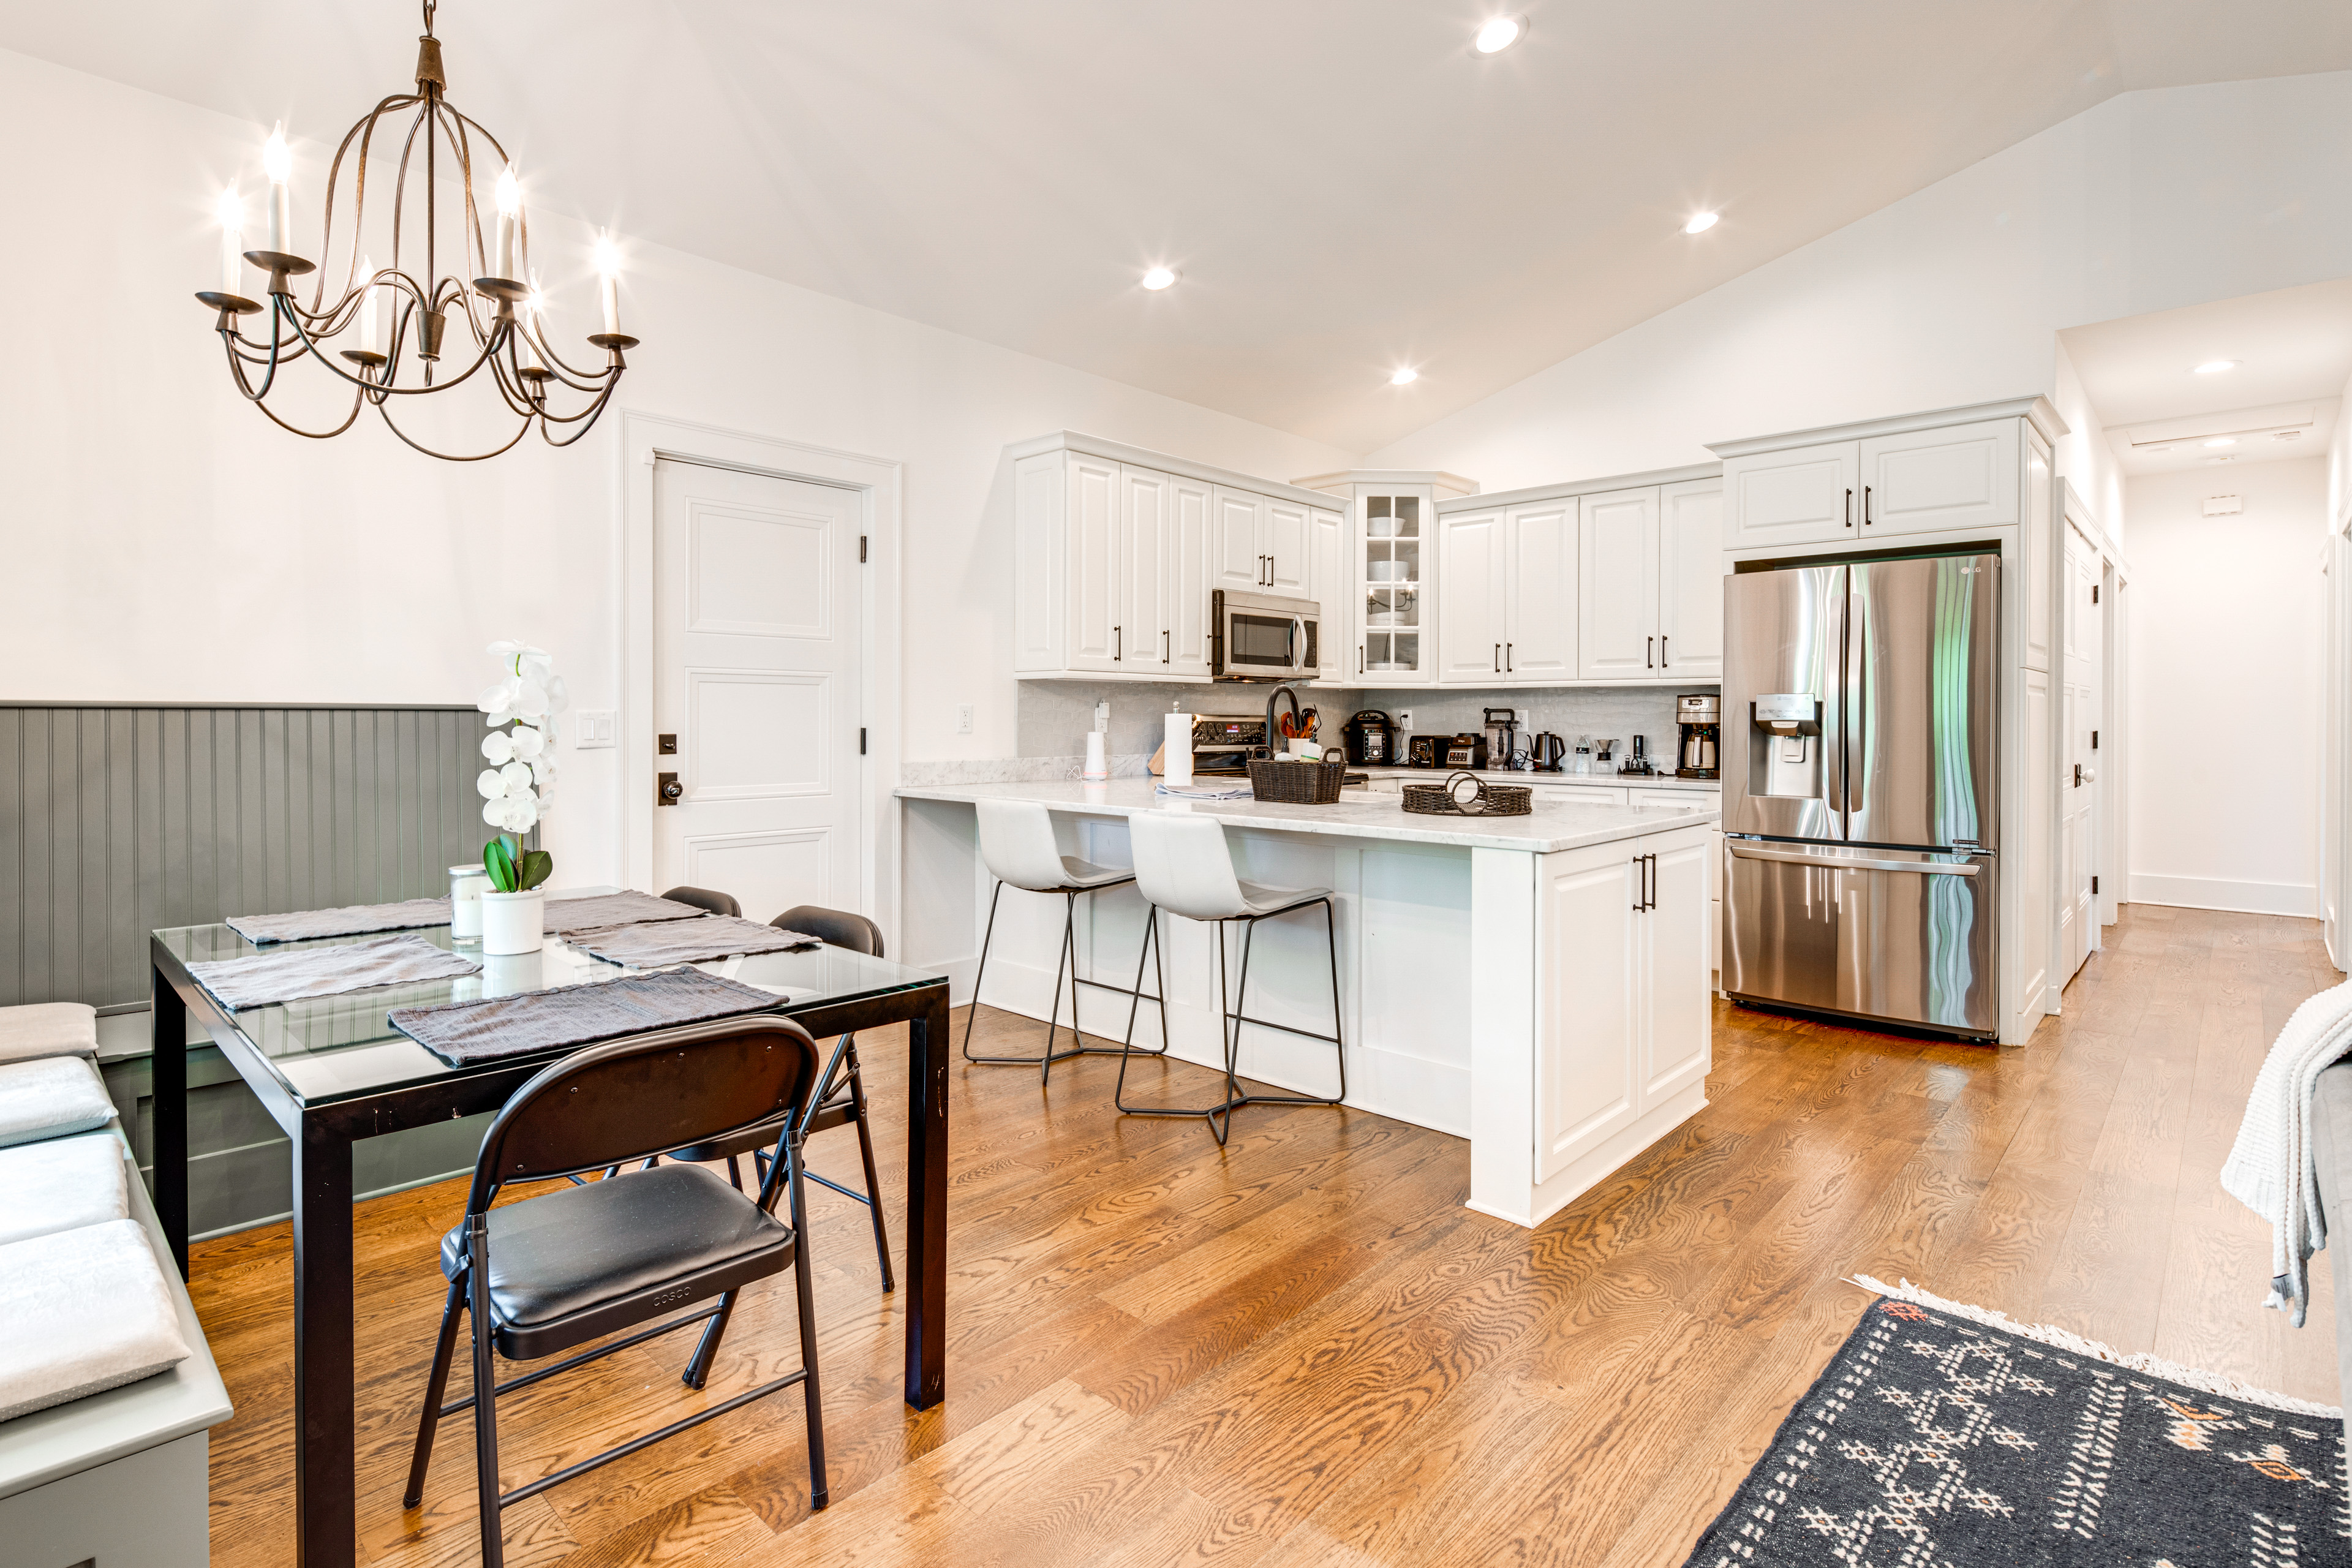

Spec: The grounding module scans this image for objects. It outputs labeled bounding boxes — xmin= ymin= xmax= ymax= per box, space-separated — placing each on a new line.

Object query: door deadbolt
xmin=657 ymin=734 xmax=678 ymax=755
xmin=657 ymin=771 xmax=682 ymax=805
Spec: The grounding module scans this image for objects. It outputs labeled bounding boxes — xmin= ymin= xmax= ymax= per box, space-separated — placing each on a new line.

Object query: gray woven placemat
xmin=543 ymin=891 xmax=716 ymax=936
xmin=568 ymin=917 xmax=820 ymax=968
xmin=225 ymin=898 xmax=453 ymax=944
xmin=388 ymin=967 xmax=781 ymax=1066
xmin=190 ymin=932 xmax=481 ymax=1011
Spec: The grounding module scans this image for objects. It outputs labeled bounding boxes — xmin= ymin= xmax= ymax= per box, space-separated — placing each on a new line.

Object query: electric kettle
xmin=1530 ymin=733 xmax=1566 ymax=771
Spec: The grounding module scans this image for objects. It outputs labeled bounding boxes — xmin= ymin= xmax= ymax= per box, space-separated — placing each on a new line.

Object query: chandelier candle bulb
xmin=492 ymin=164 xmax=519 ymax=280
xmin=262 ymin=124 xmax=292 ymax=255
xmin=595 ymin=234 xmax=622 ymax=336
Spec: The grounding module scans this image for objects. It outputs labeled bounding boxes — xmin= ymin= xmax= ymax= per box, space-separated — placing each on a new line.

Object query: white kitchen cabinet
xmin=1578 ymin=488 xmax=1662 ymax=679
xmin=1309 ymin=505 xmax=1351 ymax=682
xmin=1502 ymin=502 xmax=1577 ymax=682
xmin=1724 ymin=439 xmax=1859 ymax=549
xmin=1166 ymin=475 xmax=1215 ymax=677
xmin=2024 ymin=438 xmax=2054 ymax=672
xmin=1214 ymin=486 xmax=1306 ymax=594
xmin=1357 ymin=488 xmax=1436 ymax=684
xmin=1069 ymin=453 xmax=1122 ymax=672
xmin=1655 ymin=478 xmax=1725 ymax=680
xmin=1012 ymin=432 xmax=1348 ymax=682
xmin=1438 ymin=508 xmax=1507 ymax=681
xmin=1532 ymin=823 xmax=1711 ymax=1183
xmin=1212 ymin=486 xmax=1267 ymax=592
xmin=1858 ymin=418 xmax=2019 ymax=537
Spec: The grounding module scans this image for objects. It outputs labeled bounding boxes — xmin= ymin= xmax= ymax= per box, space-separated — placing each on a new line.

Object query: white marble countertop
xmin=895 ymin=778 xmax=1720 ymax=853
xmin=1354 ymin=765 xmax=1719 ymax=793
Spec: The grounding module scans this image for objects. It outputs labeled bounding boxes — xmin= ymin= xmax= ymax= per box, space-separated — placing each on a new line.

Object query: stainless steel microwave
xmin=1211 ymin=590 xmax=1321 ymax=681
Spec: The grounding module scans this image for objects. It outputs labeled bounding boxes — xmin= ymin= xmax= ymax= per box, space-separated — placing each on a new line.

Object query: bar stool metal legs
xmin=1115 ymin=896 xmax=1346 ymax=1146
xmin=961 ymin=879 xmax=1167 ymax=1084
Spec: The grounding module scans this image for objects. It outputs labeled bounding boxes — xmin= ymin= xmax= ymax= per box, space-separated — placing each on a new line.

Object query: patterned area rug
xmin=1686 ymin=1277 xmax=2347 ymax=1566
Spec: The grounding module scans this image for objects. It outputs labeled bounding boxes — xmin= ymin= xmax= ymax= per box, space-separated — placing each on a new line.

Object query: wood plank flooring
xmin=192 ymin=904 xmax=2345 ymax=1567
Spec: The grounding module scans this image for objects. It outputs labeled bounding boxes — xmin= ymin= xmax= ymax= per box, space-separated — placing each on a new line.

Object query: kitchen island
xmin=897 ymin=777 xmax=1721 ymax=1227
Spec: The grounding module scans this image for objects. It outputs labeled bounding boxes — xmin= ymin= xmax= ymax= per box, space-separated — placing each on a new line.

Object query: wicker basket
xmin=1247 ymin=754 xmax=1348 ymax=804
xmin=1401 ymin=771 xmax=1532 ymax=818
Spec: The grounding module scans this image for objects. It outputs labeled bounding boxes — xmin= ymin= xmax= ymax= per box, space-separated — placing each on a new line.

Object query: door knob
xmin=657 ymin=772 xmax=682 ymax=805
xmin=2081 ymin=765 xmax=2097 ymax=783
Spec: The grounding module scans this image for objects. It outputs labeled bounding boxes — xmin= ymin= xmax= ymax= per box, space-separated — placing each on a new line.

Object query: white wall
xmin=0 ymin=47 xmax=1352 ymax=887
xmin=1363 ymin=72 xmax=2352 ymax=537
xmin=2126 ymin=458 xmax=2327 ymax=915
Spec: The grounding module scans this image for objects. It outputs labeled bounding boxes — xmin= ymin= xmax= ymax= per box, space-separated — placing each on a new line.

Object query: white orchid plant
xmin=475 ymin=640 xmax=567 ymax=892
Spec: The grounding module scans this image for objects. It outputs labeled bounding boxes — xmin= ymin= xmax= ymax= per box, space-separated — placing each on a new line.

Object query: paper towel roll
xmin=1164 ymin=712 xmax=1193 ymax=786
xmin=1083 ymin=729 xmax=1109 ymax=781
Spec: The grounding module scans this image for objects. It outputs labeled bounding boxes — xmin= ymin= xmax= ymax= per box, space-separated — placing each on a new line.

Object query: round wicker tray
xmin=1401 ymin=771 xmax=1532 ymax=818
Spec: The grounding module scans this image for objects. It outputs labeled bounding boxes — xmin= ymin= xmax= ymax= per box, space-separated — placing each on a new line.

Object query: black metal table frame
xmin=149 ymin=933 xmax=950 ymax=1568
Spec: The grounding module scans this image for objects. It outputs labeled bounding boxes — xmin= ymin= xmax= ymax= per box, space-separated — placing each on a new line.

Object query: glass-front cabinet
xmin=1359 ymin=489 xmax=1432 ymax=683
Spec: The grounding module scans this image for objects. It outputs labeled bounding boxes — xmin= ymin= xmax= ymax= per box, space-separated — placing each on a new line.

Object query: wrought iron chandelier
xmin=194 ymin=0 xmax=638 ymax=461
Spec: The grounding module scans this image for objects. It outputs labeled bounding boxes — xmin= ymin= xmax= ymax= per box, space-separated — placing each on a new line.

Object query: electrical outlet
xmin=574 ymin=710 xmax=617 ymax=749
xmin=1396 ymin=709 xmax=1414 ymax=732
xmin=1094 ymin=700 xmax=1111 ymax=732
xmin=956 ymin=703 xmax=973 ymax=735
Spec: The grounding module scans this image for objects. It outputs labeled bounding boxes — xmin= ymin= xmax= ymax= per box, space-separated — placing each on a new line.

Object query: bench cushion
xmin=2310 ymin=1063 xmax=2352 ymax=1447
xmin=0 ymin=1131 xmax=130 ymax=1247
xmin=0 ymin=1056 xmax=116 ymax=1150
xmin=0 ymin=1218 xmax=192 ymax=1421
xmin=0 ymin=1003 xmax=99 ymax=1065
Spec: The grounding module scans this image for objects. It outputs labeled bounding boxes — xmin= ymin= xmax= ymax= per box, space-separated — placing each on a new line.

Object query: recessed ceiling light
xmin=1474 ymin=16 xmax=1525 ymax=53
xmin=2193 ymin=360 xmax=2239 ymax=374
xmin=2203 ymin=436 xmax=2236 ymax=448
xmin=1390 ymin=367 xmax=1419 ymax=386
xmin=1683 ymin=212 xmax=1720 ymax=235
xmin=1141 ymin=266 xmax=1178 ymax=291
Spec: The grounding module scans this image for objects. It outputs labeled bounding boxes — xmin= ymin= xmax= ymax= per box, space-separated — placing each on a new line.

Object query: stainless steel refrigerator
xmin=1721 ymin=552 xmax=1999 ymax=1038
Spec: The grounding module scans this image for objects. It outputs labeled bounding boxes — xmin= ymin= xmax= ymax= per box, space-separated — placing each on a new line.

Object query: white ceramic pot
xmin=480 ymin=889 xmax=546 ymax=956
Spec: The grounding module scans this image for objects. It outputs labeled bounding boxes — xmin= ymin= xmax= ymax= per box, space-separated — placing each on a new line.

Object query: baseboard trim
xmin=2127 ymin=873 xmax=2318 ymax=918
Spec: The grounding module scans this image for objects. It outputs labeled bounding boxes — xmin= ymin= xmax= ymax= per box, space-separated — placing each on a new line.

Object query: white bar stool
xmin=963 ymin=798 xmax=1162 ymax=1082
xmin=1117 ymin=812 xmax=1346 ymax=1145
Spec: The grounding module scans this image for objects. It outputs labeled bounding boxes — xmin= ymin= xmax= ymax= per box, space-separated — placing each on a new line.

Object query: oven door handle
xmin=1726 ymin=843 xmax=1980 ymax=876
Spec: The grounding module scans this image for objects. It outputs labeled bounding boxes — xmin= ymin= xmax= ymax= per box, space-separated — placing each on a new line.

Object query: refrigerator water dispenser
xmin=1749 ymin=693 xmax=1822 ymax=799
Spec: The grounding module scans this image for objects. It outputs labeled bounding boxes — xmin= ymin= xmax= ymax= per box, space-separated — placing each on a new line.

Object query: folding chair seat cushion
xmin=0 ymin=1002 xmax=100 ymax=1065
xmin=439 ymin=1161 xmax=796 ymax=1359
xmin=0 ymin=1055 xmax=117 ymax=1150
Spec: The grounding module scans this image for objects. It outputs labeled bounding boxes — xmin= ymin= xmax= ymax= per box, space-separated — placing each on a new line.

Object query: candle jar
xmin=449 ymin=863 xmax=491 ymax=941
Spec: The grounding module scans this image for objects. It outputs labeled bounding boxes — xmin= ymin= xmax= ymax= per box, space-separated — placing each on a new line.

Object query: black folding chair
xmin=401 ymin=1016 xmax=828 ymax=1567
xmin=660 ymin=905 xmax=894 ymax=1291
xmin=660 ymin=884 xmax=742 ymax=917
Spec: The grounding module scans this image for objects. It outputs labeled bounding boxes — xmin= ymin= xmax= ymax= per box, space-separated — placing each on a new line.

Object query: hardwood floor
xmin=192 ymin=904 xmax=2345 ymax=1567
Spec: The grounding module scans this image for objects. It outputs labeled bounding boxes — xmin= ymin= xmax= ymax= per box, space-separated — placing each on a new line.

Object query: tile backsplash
xmin=1014 ymin=679 xmax=1717 ymax=768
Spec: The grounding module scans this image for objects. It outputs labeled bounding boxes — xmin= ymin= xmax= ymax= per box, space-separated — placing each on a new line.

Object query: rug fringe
xmin=1845 ymin=1274 xmax=2345 ymax=1421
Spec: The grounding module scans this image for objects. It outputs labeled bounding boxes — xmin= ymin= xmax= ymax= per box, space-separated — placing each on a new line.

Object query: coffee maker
xmin=1676 ymin=693 xmax=1720 ymax=779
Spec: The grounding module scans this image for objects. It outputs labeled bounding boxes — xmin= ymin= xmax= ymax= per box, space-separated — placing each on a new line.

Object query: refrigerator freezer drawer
xmin=1722 ymin=842 xmax=1997 ymax=1036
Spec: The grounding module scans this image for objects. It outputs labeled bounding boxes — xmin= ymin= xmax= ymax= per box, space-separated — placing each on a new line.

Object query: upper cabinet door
xmin=1503 ymin=503 xmax=1577 ymax=682
xmin=1725 ymin=439 xmax=1859 ymax=549
xmin=1309 ymin=507 xmax=1350 ymax=681
xmin=1265 ymin=499 xmax=1310 ymax=594
xmin=1361 ymin=491 xmax=1432 ymax=685
xmin=1164 ymin=475 xmax=1215 ymax=677
xmin=1578 ymin=487 xmax=1662 ymax=680
xmin=1438 ymin=509 xmax=1507 ymax=682
xmin=1211 ymin=486 xmax=1266 ymax=592
xmin=1118 ymin=466 xmax=1169 ymax=671
xmin=1656 ymin=478 xmax=1725 ymax=680
xmin=1067 ymin=454 xmax=1122 ymax=672
xmin=1858 ymin=418 xmax=2019 ymax=537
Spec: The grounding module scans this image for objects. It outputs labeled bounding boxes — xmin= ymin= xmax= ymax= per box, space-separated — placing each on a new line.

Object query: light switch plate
xmin=574 ymin=710 xmax=617 ymax=749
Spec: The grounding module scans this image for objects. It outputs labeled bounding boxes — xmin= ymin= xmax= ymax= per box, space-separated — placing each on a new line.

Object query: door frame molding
xmin=616 ymin=409 xmax=905 ymax=942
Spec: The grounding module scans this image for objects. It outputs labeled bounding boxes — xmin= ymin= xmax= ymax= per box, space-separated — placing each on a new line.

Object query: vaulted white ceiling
xmin=12 ymin=1 xmax=2352 ymax=452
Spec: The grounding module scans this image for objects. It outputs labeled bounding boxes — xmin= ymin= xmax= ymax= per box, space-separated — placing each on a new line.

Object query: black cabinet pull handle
xmin=1863 ymin=485 xmax=1873 ymax=526
xmin=1114 ymin=625 xmax=1121 ymax=660
xmin=1646 ymin=636 xmax=1654 ymax=669
xmin=1660 ymin=635 xmax=1669 ymax=666
xmin=1506 ymin=641 xmax=1513 ymax=673
xmin=1163 ymin=629 xmax=1170 ymax=664
xmin=1359 ymin=644 xmax=1364 ymax=674
xmin=1493 ymin=643 xmax=1500 ymax=673
xmin=1845 ymin=488 xmax=1854 ymax=528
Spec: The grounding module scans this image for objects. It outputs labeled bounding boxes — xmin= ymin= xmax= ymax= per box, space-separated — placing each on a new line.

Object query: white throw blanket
xmin=2222 ymin=977 xmax=2352 ymax=1326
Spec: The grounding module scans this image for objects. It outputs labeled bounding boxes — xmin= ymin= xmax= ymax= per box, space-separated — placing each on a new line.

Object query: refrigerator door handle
xmin=1726 ymin=842 xmax=1980 ymax=876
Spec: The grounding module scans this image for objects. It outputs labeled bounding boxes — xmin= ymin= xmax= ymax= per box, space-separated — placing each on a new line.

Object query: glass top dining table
xmin=151 ymin=903 xmax=948 ymax=1109
xmin=145 ymin=889 xmax=954 ymax=1568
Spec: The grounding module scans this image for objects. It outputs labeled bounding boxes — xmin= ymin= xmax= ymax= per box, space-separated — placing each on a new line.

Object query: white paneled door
xmin=654 ymin=458 xmax=862 ymax=925
xmin=2060 ymin=525 xmax=2101 ymax=982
